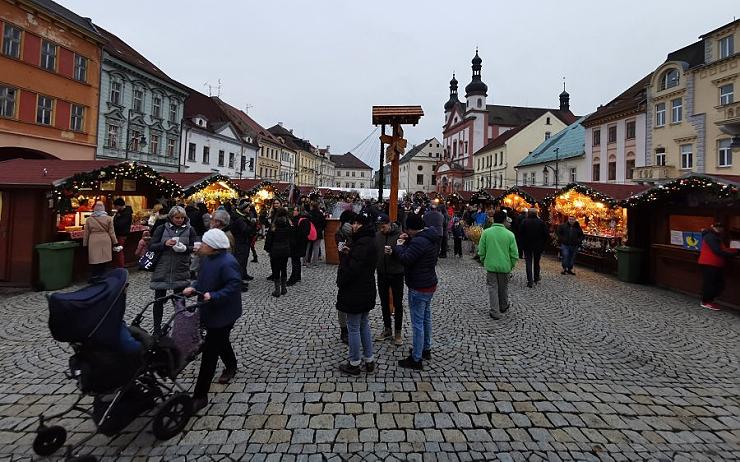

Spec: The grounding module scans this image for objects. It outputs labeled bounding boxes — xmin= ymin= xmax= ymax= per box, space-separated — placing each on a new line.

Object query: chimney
xmin=278 ymin=122 xmax=283 ymax=127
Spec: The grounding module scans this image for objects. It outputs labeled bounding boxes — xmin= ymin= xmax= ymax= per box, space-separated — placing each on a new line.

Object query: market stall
xmin=544 ymin=183 xmax=648 ymax=272
xmin=624 ymin=175 xmax=740 ymax=308
xmin=174 ymin=174 xmax=243 ymax=212
xmin=493 ymin=187 xmax=538 ymax=213
xmin=54 ymin=162 xmax=182 ymax=270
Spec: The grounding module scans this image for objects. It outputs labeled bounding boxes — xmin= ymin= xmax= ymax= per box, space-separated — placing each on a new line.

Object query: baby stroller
xmin=33 ymin=269 xmax=205 ymax=461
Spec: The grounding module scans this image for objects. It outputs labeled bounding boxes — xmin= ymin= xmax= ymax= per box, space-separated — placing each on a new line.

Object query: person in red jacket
xmin=698 ymin=223 xmax=738 ymax=310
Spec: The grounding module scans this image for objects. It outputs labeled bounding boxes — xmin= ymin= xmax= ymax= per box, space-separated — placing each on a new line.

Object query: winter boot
xmin=271 ymin=280 xmax=281 ymax=297
xmin=394 ymin=329 xmax=403 ymax=346
xmin=280 ymin=277 xmax=288 ymax=295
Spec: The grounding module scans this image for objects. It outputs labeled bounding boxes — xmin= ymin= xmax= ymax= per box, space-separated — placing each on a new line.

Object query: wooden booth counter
xmin=652 ymin=244 xmax=739 ymax=310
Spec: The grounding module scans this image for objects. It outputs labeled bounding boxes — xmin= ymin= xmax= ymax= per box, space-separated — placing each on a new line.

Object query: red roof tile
xmin=578 ymin=182 xmax=650 ymax=201
xmin=0 ymin=159 xmax=121 ymax=187
xmin=160 ymin=172 xmax=213 ymax=189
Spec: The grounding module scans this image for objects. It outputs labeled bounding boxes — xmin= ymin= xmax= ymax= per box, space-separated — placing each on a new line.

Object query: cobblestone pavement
xmin=0 ymin=247 xmax=739 ymax=461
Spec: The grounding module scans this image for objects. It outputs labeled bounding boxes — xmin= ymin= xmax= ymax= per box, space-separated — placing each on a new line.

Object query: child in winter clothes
xmin=452 ymin=218 xmax=465 ymax=257
xmin=135 ymin=230 xmax=151 ymax=258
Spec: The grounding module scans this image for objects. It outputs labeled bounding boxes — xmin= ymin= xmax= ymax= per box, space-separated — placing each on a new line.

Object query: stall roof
xmin=517 ymin=186 xmax=558 ymax=201
xmin=231 ymin=179 xmax=292 ymax=194
xmin=0 ymin=159 xmax=120 ymax=187
xmin=160 ymin=172 xmax=213 ymax=189
xmin=580 ymin=182 xmax=651 ymax=201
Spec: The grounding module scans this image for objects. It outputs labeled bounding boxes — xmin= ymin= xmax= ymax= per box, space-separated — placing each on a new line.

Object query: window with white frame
xmin=593 ymin=129 xmax=601 ymax=146
xmin=660 ymin=69 xmax=679 ymax=90
xmin=416 ymin=174 xmax=424 ymax=185
xmin=70 ymin=104 xmax=84 ymax=132
xmin=169 ymin=103 xmax=177 ymax=123
xmin=130 ymin=129 xmax=142 ymax=151
xmin=655 ymin=103 xmax=666 ymax=127
xmin=625 ymin=153 xmax=635 ymax=180
xmin=718 ymin=139 xmax=732 ymax=167
xmin=626 ymin=120 xmax=636 ymax=140
xmin=74 ymin=54 xmax=87 ymax=82
xmin=166 ymin=138 xmax=176 ymax=157
xmin=187 ymin=143 xmax=196 ymax=161
xmin=671 ymin=98 xmax=682 ymax=123
xmin=719 ymin=83 xmax=734 ymax=105
xmin=218 ymin=150 xmax=225 ymax=167
xmin=106 ymin=124 xmax=119 ymax=148
xmin=655 ymin=148 xmax=666 ymax=166
xmin=229 ymin=153 xmax=235 ymax=168
xmin=545 ymin=131 xmax=551 ymax=140
xmin=680 ymin=144 xmax=693 ymax=169
xmin=570 ymin=167 xmax=577 ymax=183
xmin=40 ymin=40 xmax=56 ymax=71
xmin=0 ymin=85 xmax=16 ymax=118
xmin=132 ymin=88 xmax=144 ymax=113
xmin=543 ymin=169 xmax=549 ymax=186
xmin=530 ymin=172 xmax=536 ymax=186
xmin=152 ymin=96 xmax=162 ymax=118
xmin=2 ymin=24 xmax=21 ymax=59
xmin=608 ymin=125 xmax=617 ymax=144
xmin=149 ymin=134 xmax=160 ymax=156
xmin=202 ymin=146 xmax=209 ymax=164
xmin=36 ymin=95 xmax=52 ymax=125
xmin=110 ymin=80 xmax=122 ymax=105
xmin=719 ymin=35 xmax=734 ymax=60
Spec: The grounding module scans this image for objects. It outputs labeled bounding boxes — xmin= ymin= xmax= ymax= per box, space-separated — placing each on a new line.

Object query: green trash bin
xmin=616 ymin=246 xmax=645 ymax=283
xmin=35 ymin=241 xmax=80 ymax=290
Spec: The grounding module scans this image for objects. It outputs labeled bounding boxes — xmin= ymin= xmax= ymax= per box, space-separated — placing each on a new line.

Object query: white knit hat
xmin=201 ymin=228 xmax=230 ymax=250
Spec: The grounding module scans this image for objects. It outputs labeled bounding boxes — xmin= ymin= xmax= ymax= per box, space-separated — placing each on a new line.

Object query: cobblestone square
xmin=0 ymin=251 xmax=738 ymax=461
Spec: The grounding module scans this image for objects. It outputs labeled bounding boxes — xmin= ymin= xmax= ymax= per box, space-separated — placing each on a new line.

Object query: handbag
xmin=137 ymin=250 xmax=160 ymax=271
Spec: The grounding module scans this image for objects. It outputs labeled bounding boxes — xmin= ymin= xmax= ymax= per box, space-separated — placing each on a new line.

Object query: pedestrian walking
xmin=183 ymin=228 xmax=242 ymax=413
xmin=83 ymin=201 xmax=118 ymax=280
xmin=264 ymin=208 xmax=291 ymax=297
xmin=374 ymin=213 xmax=405 ymax=346
xmin=305 ymin=203 xmax=326 ymax=266
xmin=230 ymin=200 xmax=256 ymax=290
xmin=112 ymin=197 xmax=132 ymax=268
xmin=557 ymin=216 xmax=584 ymax=275
xmin=698 ymin=222 xmax=738 ymax=310
xmin=452 ymin=217 xmax=465 ymax=257
xmin=287 ymin=207 xmax=310 ymax=286
xmin=394 ymin=213 xmax=440 ymax=370
xmin=210 ymin=209 xmax=235 ymax=252
xmin=149 ymin=206 xmax=198 ymax=335
xmin=336 ymin=212 xmax=377 ymax=375
xmin=518 ymin=208 xmax=549 ymax=287
xmin=478 ymin=211 xmax=519 ymax=320
xmin=334 ymin=209 xmax=356 ymax=343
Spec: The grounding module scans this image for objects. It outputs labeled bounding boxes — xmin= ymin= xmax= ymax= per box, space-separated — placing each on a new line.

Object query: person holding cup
xmin=149 ymin=205 xmax=198 ymax=335
xmin=373 ymin=213 xmax=405 ymax=346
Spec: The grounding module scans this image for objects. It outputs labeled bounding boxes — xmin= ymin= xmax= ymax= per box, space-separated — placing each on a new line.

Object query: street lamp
xmin=124 ymin=109 xmax=147 ymax=160
xmin=542 ymin=147 xmax=559 ymax=188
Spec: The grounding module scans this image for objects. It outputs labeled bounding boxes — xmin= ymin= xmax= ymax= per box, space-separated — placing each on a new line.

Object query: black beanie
xmin=406 ymin=214 xmax=424 ymax=231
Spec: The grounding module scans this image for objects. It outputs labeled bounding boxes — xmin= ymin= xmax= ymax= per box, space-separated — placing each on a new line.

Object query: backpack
xmin=300 ymin=218 xmax=318 ymax=241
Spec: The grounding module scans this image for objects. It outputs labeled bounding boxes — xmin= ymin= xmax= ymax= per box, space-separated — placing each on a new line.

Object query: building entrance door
xmin=0 ymin=191 xmax=9 ymax=280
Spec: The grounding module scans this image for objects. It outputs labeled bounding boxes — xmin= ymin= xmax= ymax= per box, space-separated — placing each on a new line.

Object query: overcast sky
xmin=60 ymin=0 xmax=736 ymax=166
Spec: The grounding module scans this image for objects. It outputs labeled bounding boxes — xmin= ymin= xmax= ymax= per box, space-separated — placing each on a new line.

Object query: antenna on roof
xmin=204 ymin=82 xmax=213 ymax=96
xmin=245 ymin=103 xmax=254 ymax=114
xmin=217 ymin=79 xmax=222 ymax=98
xmin=563 ymin=76 xmax=566 ymax=92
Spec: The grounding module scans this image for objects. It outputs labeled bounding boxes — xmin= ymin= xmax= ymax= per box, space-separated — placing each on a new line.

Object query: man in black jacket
xmin=519 ymin=208 xmax=549 ymax=287
xmin=112 ymin=197 xmax=132 ymax=268
xmin=374 ymin=213 xmax=405 ymax=345
xmin=287 ymin=207 xmax=310 ymax=286
xmin=394 ymin=213 xmax=440 ymax=370
xmin=230 ymin=201 xmax=255 ymax=291
xmin=557 ymin=216 xmax=584 ymax=275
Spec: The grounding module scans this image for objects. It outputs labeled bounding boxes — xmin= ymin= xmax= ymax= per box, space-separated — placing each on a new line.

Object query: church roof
xmin=330 ymin=153 xmax=372 ymax=170
xmin=474 ymin=125 xmax=527 ymax=155
xmin=399 ymin=138 xmax=438 ymax=164
xmin=516 ymin=117 xmax=587 ymax=168
xmin=487 ymin=104 xmax=577 ymax=127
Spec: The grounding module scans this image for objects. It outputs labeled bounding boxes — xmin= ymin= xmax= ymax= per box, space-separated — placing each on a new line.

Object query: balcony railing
xmin=99 ymin=147 xmax=179 ymax=168
xmin=632 ymin=165 xmax=678 ymax=182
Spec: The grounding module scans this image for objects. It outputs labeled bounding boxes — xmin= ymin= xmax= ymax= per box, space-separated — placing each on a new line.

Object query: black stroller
xmin=33 ymin=269 xmax=204 ymax=461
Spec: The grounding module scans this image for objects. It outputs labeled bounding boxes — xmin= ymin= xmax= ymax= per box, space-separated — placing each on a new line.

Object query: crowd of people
xmin=81 ymin=196 xmax=737 ymax=412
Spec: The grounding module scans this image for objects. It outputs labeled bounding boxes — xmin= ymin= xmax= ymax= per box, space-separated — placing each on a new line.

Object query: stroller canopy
xmin=48 ymin=269 xmax=128 ymax=347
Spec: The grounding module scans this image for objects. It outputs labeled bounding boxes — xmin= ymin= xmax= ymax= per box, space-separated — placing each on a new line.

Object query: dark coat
xmin=518 ymin=216 xmax=550 ymax=252
xmin=336 ymin=225 xmax=377 ymax=314
xmin=423 ymin=209 xmax=445 ymax=237
xmin=149 ymin=220 xmax=197 ymax=290
xmin=557 ymin=222 xmax=585 ymax=246
xmin=113 ymin=206 xmax=133 ymax=237
xmin=452 ymin=222 xmax=465 ymax=239
xmin=394 ymin=227 xmax=440 ymax=290
xmin=265 ymin=217 xmax=292 ymax=259
xmin=309 ymin=209 xmax=326 ymax=240
xmin=291 ymin=216 xmax=310 ymax=257
xmin=192 ymin=251 xmax=242 ymax=328
xmin=186 ymin=205 xmax=206 ymax=237
xmin=375 ymin=223 xmax=404 ymax=275
xmin=230 ymin=210 xmax=253 ymax=254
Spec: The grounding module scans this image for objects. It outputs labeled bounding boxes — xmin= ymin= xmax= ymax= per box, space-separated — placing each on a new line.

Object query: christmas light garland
xmin=543 ymin=183 xmax=618 ymax=207
xmin=470 ymin=189 xmax=493 ymax=204
xmin=183 ymin=174 xmax=244 ymax=197
xmin=620 ymin=175 xmax=739 ymax=208
xmin=493 ymin=187 xmax=537 ymax=208
xmin=54 ymin=162 xmax=182 ymax=213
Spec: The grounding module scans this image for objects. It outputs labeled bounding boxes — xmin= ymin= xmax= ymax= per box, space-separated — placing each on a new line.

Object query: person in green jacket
xmin=478 ymin=210 xmax=519 ymax=320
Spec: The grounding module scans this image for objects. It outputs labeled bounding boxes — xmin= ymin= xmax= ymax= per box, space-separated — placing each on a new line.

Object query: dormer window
xmin=719 ymin=35 xmax=734 ymax=60
xmin=660 ymin=69 xmax=679 ymax=91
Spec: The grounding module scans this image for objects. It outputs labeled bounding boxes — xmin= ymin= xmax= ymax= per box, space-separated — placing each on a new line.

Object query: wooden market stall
xmin=624 ymin=175 xmax=740 ymax=309
xmin=163 ymin=173 xmax=242 ymax=212
xmin=0 ymin=159 xmax=181 ymax=287
xmin=543 ymin=182 xmax=649 ymax=272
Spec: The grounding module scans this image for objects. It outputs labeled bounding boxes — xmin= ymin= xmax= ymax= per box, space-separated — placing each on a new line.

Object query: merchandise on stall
xmin=182 ymin=175 xmax=242 ymax=212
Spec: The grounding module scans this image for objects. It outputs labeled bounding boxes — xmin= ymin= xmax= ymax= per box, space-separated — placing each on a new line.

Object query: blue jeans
xmin=408 ymin=289 xmax=434 ymax=361
xmin=345 ymin=312 xmax=373 ymax=366
xmin=560 ymin=244 xmax=578 ymax=270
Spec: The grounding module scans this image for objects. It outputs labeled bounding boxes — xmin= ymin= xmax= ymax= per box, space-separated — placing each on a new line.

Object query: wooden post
xmin=389 ymin=122 xmax=400 ymax=222
xmin=378 ymin=124 xmax=386 ymax=203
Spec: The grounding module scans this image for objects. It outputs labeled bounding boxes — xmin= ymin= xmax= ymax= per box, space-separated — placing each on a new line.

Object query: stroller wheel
xmin=152 ymin=393 xmax=193 ymax=440
xmin=33 ymin=425 xmax=66 ymax=456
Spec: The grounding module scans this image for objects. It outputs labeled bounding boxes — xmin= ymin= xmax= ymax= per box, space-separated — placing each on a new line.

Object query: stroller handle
xmin=132 ymin=291 xmax=199 ymax=325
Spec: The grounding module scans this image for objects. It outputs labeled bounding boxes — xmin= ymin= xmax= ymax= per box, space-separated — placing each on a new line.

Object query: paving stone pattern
xmin=0 ymin=250 xmax=739 ymax=461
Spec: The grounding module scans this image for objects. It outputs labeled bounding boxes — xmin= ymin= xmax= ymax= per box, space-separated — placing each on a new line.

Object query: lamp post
xmin=124 ymin=109 xmax=147 ymax=160
xmin=542 ymin=147 xmax=559 ymax=188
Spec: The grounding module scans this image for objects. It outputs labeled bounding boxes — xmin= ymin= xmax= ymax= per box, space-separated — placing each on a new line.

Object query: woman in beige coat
xmin=83 ymin=201 xmax=118 ymax=279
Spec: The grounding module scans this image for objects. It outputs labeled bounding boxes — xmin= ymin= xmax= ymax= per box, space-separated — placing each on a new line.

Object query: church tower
xmin=464 ymin=49 xmax=488 ymax=112
xmin=444 ymin=73 xmax=460 ymax=124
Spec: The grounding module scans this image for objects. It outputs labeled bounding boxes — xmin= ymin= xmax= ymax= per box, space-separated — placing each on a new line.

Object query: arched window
xmin=608 ymin=154 xmax=617 ymax=181
xmin=477 ymin=98 xmax=482 ymax=108
xmin=592 ymin=156 xmax=601 ymax=182
xmin=625 ymin=151 xmax=636 ymax=180
xmin=660 ymin=69 xmax=680 ymax=90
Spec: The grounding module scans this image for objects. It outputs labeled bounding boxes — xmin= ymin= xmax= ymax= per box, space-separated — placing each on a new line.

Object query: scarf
xmin=91 ymin=210 xmax=108 ymax=217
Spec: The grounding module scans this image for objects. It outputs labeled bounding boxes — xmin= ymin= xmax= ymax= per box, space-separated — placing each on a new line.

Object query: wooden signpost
xmin=372 ymin=106 xmax=424 ymax=221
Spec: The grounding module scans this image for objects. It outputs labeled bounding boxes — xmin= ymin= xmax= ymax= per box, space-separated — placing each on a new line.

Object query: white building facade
xmin=396 ymin=137 xmax=443 ymax=193
xmin=181 ymin=115 xmax=258 ymax=177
